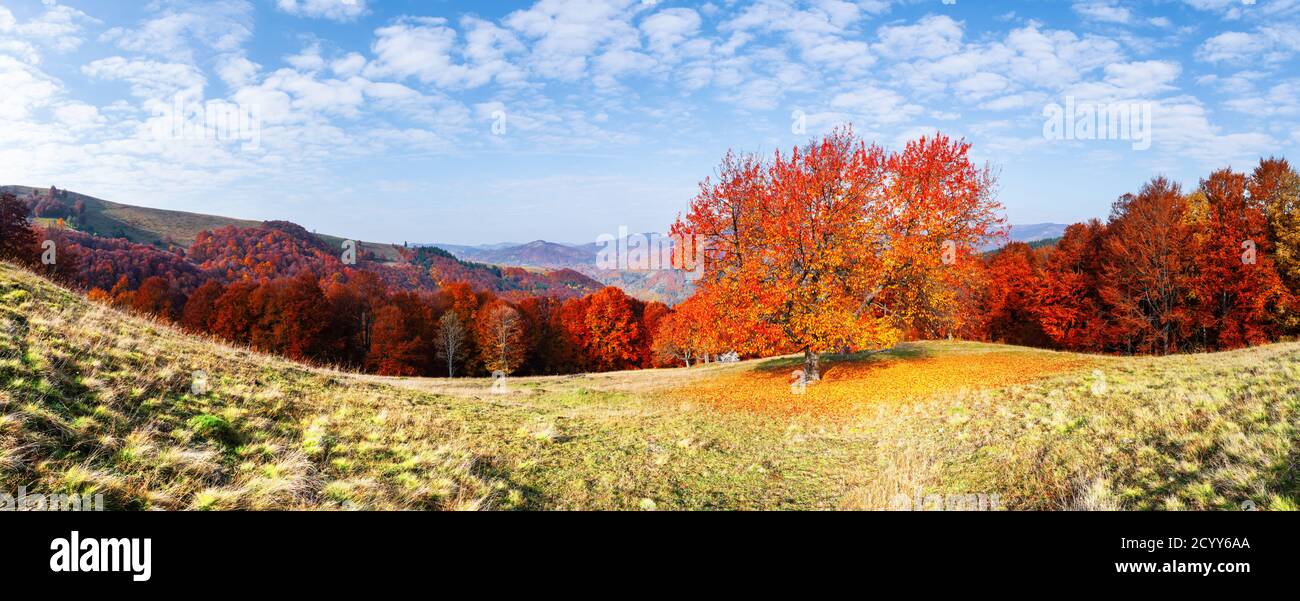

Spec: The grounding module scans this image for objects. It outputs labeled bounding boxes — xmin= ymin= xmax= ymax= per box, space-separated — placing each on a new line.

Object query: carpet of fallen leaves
xmin=666 ymin=352 xmax=1097 ymax=418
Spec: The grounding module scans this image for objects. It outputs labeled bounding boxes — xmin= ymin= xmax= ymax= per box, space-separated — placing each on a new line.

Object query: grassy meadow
xmin=2 ymin=261 xmax=1297 ymax=510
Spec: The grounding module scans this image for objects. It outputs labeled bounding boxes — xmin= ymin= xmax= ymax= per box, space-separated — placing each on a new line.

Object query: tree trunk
xmin=803 ymin=349 xmax=821 ymax=381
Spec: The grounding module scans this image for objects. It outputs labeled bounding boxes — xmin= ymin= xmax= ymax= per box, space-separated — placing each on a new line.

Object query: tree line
xmin=976 ymin=159 xmax=1299 ymax=354
xmin=659 ymin=129 xmax=1300 ymax=376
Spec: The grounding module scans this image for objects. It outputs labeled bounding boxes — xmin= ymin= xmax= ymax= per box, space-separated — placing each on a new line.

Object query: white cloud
xmin=1151 ymin=97 xmax=1277 ymax=165
xmin=979 ymin=92 xmax=1047 ymax=111
xmin=253 ymin=68 xmax=367 ymax=119
xmin=0 ymin=39 xmax=40 ymax=64
xmin=726 ymin=0 xmax=883 ymax=69
xmin=1072 ymin=1 xmax=1133 ymax=24
xmin=1099 ymin=60 xmax=1181 ymax=97
xmin=875 ymin=15 xmax=963 ymax=60
xmin=82 ymin=57 xmax=207 ymax=100
xmin=1000 ymin=26 xmax=1125 ymax=89
xmin=640 ymin=8 xmax=702 ymax=58
xmin=331 ymin=52 xmax=367 ymax=77
xmin=1197 ymin=31 xmax=1270 ymax=63
xmin=829 ymin=85 xmax=924 ymax=125
xmin=1196 ymin=25 xmax=1300 ymax=64
xmin=0 ymin=55 xmax=61 ymax=120
xmin=0 ymin=2 xmax=98 ymax=56
xmin=366 ymin=17 xmax=522 ymax=89
xmin=954 ymin=72 xmax=1009 ymax=99
xmin=276 ymin=0 xmax=368 ymax=22
xmin=1224 ymin=79 xmax=1300 ymax=116
xmin=286 ymin=45 xmax=327 ymax=71
xmin=1181 ymin=0 xmax=1300 ymax=19
xmin=885 ymin=23 xmax=1125 ymax=98
xmin=52 ymin=102 xmax=103 ymax=129
xmin=504 ymin=0 xmax=641 ymax=81
xmin=100 ymin=0 xmax=253 ymax=63
xmin=217 ymin=54 xmax=260 ymax=88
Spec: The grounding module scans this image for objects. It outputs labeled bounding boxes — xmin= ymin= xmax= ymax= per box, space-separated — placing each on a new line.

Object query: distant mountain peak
xmin=1009 ymin=223 xmax=1069 ymax=242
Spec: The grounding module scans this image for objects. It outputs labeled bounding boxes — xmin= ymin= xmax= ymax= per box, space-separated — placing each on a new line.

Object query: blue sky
xmin=1 ymin=0 xmax=1298 ymax=245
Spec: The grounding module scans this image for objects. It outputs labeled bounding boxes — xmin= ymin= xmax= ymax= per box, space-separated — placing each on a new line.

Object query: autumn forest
xmin=3 ymin=129 xmax=1299 ymax=380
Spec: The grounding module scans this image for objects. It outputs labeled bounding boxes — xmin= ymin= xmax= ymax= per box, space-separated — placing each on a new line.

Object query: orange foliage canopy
xmin=583 ymin=287 xmax=644 ymax=371
xmin=673 ymin=128 xmax=1005 ymax=378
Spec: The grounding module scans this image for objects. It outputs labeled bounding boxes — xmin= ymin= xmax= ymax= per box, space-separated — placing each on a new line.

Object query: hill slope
xmin=0 ymin=185 xmax=402 ymax=261
xmin=3 ymin=263 xmax=1297 ymax=510
xmin=4 ymin=187 xmax=601 ymax=299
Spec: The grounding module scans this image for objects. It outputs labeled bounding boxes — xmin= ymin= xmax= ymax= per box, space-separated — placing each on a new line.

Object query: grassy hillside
xmin=1 ymin=186 xmax=402 ymax=261
xmin=2 ymin=262 xmax=1297 ymax=510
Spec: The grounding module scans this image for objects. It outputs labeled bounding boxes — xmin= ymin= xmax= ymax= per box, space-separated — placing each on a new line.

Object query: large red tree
xmin=673 ymin=128 xmax=1004 ymax=379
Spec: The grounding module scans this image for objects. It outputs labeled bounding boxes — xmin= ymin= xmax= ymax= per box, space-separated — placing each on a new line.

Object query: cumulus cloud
xmin=1224 ymin=79 xmax=1300 ymax=116
xmin=503 ymin=0 xmax=642 ymax=81
xmin=100 ymin=0 xmax=253 ymax=63
xmin=216 ymin=54 xmax=260 ymax=88
xmin=876 ymin=15 xmax=963 ymax=60
xmin=640 ymin=8 xmax=702 ymax=58
xmin=276 ymin=0 xmax=368 ymax=22
xmin=82 ymin=56 xmax=207 ymax=100
xmin=1072 ymin=1 xmax=1134 ymax=24
xmin=0 ymin=2 xmax=98 ymax=56
xmin=365 ymin=16 xmax=522 ymax=89
xmin=1196 ymin=25 xmax=1300 ymax=64
xmin=0 ymin=55 xmax=61 ymax=120
xmin=1197 ymin=31 xmax=1271 ymax=63
xmin=829 ymin=85 xmax=924 ymax=125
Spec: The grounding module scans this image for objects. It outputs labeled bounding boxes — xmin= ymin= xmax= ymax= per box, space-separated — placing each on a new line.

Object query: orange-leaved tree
xmin=982 ymin=242 xmax=1050 ymax=346
xmin=583 ymin=287 xmax=643 ymax=371
xmin=672 ymin=128 xmax=1004 ymax=379
xmin=1187 ymin=168 xmax=1291 ymax=349
xmin=476 ymin=300 xmax=526 ymax=375
xmin=1098 ymin=177 xmax=1194 ymax=355
xmin=651 ymin=295 xmax=716 ymax=367
xmin=1033 ymin=220 xmax=1108 ymax=351
xmin=1251 ymin=158 xmax=1300 ymax=333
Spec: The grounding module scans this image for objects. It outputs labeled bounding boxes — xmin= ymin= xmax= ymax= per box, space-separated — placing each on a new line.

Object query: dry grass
xmin=665 ymin=346 xmax=1096 ymax=418
xmin=3 ymin=262 xmax=1298 ymax=510
xmin=1 ymin=263 xmax=496 ymax=510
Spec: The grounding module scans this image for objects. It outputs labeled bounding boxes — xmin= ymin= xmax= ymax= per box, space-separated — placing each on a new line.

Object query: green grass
xmin=2 ymin=261 xmax=1297 ymax=510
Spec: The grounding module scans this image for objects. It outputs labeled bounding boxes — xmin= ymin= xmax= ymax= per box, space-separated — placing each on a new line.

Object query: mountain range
xmin=428 ymin=223 xmax=1071 ymax=303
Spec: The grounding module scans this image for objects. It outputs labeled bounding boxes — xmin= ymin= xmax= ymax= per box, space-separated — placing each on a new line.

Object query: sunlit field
xmin=5 ymin=262 xmax=1297 ymax=511
xmin=665 ymin=345 xmax=1098 ymax=418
